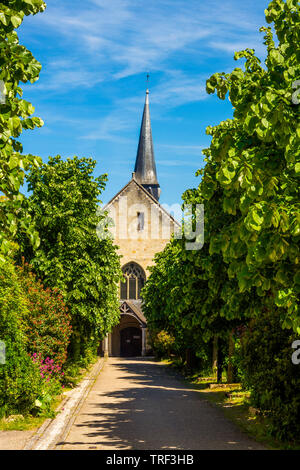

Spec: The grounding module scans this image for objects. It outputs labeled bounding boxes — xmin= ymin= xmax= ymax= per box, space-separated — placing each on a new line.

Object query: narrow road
xmin=58 ymin=357 xmax=264 ymax=450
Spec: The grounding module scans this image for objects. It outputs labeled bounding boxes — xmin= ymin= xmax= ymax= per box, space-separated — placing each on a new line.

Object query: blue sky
xmin=19 ymin=0 xmax=270 ymax=206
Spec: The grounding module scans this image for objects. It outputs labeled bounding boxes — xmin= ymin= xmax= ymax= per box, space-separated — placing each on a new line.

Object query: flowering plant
xmin=31 ymin=353 xmax=65 ymax=415
xmin=18 ymin=261 xmax=72 ymax=366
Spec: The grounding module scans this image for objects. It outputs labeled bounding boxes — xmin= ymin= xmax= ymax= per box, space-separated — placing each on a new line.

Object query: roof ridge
xmin=104 ymin=178 xmax=180 ymax=227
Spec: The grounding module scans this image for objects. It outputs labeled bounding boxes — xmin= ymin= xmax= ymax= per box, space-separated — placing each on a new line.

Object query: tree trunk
xmin=212 ymin=336 xmax=218 ymax=378
xmin=217 ymin=344 xmax=224 ymax=383
xmin=185 ymin=348 xmax=196 ymax=373
xmin=227 ymin=331 xmax=235 ymax=384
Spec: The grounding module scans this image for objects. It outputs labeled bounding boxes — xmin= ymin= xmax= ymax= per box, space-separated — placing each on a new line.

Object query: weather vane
xmin=146 ymin=73 xmax=150 ymax=89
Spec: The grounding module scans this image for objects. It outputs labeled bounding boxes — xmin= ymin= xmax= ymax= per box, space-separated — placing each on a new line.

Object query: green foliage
xmin=17 ymin=261 xmax=72 ymax=366
xmin=150 ymin=330 xmax=176 ymax=359
xmin=241 ymin=310 xmax=300 ymax=442
xmin=31 ymin=354 xmax=64 ymax=416
xmin=144 ymin=0 xmax=299 ymax=342
xmin=0 ymin=258 xmax=42 ymax=416
xmin=0 ymin=0 xmax=45 ymax=258
xmin=24 ymin=155 xmax=122 ymax=361
xmin=204 ymin=0 xmax=300 ymax=332
xmin=0 ymin=257 xmax=67 ymax=417
xmin=142 ymin=237 xmax=228 ymax=373
xmin=61 ymin=361 xmax=83 ymax=388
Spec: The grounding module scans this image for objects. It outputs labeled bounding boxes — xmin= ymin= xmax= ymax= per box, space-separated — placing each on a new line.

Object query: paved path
xmin=0 ymin=430 xmax=34 ymax=450
xmin=57 ymin=358 xmax=264 ymax=450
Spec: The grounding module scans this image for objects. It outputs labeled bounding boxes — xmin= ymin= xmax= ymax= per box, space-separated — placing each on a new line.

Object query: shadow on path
xmin=59 ymin=358 xmax=265 ymax=450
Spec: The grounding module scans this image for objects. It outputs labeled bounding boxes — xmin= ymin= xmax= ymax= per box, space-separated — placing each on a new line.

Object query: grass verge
xmin=162 ymin=358 xmax=300 ymax=451
xmin=0 ymin=394 xmax=64 ymax=432
xmin=0 ymin=355 xmax=99 ymax=432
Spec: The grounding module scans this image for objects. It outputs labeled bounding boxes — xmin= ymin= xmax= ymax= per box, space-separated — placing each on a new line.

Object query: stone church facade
xmin=102 ymin=89 xmax=180 ymax=357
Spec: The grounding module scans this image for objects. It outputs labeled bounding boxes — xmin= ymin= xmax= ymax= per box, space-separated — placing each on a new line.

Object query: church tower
xmin=102 ymin=87 xmax=180 ymax=357
xmin=134 ymin=89 xmax=161 ymax=201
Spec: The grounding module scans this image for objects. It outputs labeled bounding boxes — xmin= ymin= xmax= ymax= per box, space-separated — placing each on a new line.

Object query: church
xmin=102 ymin=88 xmax=180 ymax=357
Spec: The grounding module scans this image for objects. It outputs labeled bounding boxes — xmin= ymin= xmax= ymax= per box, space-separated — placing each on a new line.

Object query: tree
xmin=0 ymin=0 xmax=46 ymax=259
xmin=24 ymin=155 xmax=122 ymax=362
xmin=143 ymin=0 xmax=299 ymax=388
xmin=142 ymin=233 xmax=238 ymax=374
xmin=204 ymin=0 xmax=299 ymax=332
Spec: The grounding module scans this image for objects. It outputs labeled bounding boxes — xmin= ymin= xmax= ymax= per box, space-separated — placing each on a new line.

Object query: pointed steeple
xmin=133 ymin=89 xmax=161 ymax=200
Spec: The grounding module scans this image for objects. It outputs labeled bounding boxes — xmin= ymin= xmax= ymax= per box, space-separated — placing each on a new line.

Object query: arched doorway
xmin=120 ymin=327 xmax=142 ymax=357
xmin=106 ymin=302 xmax=147 ymax=357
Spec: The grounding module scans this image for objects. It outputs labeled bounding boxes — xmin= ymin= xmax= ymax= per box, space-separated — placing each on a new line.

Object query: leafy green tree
xmin=142 ymin=203 xmax=243 ymax=374
xmin=25 ymin=156 xmax=122 ymax=362
xmin=143 ymin=0 xmax=299 ymax=389
xmin=204 ymin=0 xmax=299 ymax=332
xmin=0 ymin=0 xmax=46 ymax=259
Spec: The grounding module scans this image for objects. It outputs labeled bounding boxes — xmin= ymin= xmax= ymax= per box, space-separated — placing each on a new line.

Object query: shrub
xmin=241 ymin=310 xmax=300 ymax=442
xmin=31 ymin=354 xmax=64 ymax=415
xmin=151 ymin=330 xmax=176 ymax=359
xmin=0 ymin=259 xmax=42 ymax=416
xmin=17 ymin=262 xmax=72 ymax=366
xmin=0 ymin=260 xmax=67 ymax=416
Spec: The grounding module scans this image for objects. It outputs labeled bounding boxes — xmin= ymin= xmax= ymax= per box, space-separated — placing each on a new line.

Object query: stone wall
xmin=107 ymin=179 xmax=178 ymax=275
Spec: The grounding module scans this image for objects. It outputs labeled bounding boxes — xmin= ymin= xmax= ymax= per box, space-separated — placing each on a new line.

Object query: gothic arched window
xmin=120 ymin=262 xmax=146 ymax=300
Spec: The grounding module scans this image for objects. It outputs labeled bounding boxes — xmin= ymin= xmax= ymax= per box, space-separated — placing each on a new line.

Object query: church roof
xmin=134 ymin=89 xmax=159 ymax=187
xmin=120 ymin=300 xmax=147 ymax=326
xmin=104 ymin=177 xmax=181 ymax=228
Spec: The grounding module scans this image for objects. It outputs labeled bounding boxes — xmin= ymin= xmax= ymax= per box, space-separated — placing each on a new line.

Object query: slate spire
xmin=133 ymin=88 xmax=161 ymax=200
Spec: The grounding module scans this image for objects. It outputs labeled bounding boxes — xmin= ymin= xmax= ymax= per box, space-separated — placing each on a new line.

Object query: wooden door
xmin=120 ymin=327 xmax=142 ymax=357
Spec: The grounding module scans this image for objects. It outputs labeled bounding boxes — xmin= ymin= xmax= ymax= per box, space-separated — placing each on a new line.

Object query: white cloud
xmin=80 ymin=73 xmax=207 ymax=142
xmin=208 ymin=38 xmax=266 ymax=58
xmin=22 ymin=0 xmax=269 ymax=145
xmin=31 ymin=0 xmax=267 ymax=91
xmin=82 ymin=112 xmax=135 ymax=142
xmin=158 ymin=144 xmax=205 ymax=152
xmin=157 ymin=159 xmax=201 ymax=167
